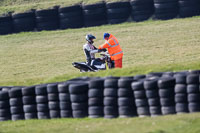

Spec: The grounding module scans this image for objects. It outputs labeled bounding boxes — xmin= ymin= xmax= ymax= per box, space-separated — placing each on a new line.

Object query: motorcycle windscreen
xmin=72 ymin=62 xmax=93 ymax=71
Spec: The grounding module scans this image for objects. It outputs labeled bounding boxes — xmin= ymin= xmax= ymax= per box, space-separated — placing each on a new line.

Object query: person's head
xmin=103 ymin=33 xmax=110 ymax=41
xmin=86 ymin=34 xmax=96 ymax=44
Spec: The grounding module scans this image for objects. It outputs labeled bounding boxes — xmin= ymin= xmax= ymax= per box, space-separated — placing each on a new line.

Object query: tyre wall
xmin=1 ymin=70 xmax=200 ymax=121
xmin=0 ymin=0 xmax=200 ymax=35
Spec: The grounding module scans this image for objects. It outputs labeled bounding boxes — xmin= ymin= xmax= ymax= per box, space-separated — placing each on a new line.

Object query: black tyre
xmin=188 ymin=94 xmax=200 ymax=102
xmin=133 ymin=90 xmax=146 ymax=99
xmin=118 ymin=106 xmax=137 ymax=117
xmin=22 ymin=96 xmax=36 ymax=104
xmin=137 ymin=107 xmax=150 ymax=116
xmin=0 ymin=91 xmax=9 ymax=100
xmin=22 ymin=86 xmax=35 ymax=96
xmin=187 ymin=84 xmax=199 ymax=93
xmin=9 ymin=88 xmax=22 ymax=98
xmin=104 ymin=106 xmax=118 ymax=116
xmin=60 ymin=110 xmax=72 ymax=118
xmin=104 ymin=97 xmax=117 ymax=106
xmin=10 ymin=106 xmax=24 ymax=114
xmin=135 ymin=99 xmax=148 ymax=107
xmin=47 ymin=84 xmax=58 ymax=93
xmin=0 ymin=100 xmax=9 ymax=108
xmin=35 ymin=85 xmax=47 ymax=95
xmin=148 ymin=98 xmax=160 ymax=106
xmin=88 ymin=106 xmax=104 ymax=115
xmin=37 ymin=112 xmax=50 ymax=119
xmin=69 ymin=83 xmax=88 ymax=94
xmin=158 ymin=77 xmax=175 ymax=88
xmin=161 ymin=106 xmax=176 ymax=115
xmin=11 ymin=114 xmax=24 ymax=121
xmin=88 ymin=98 xmax=103 ymax=106
xmin=145 ymin=90 xmax=159 ymax=98
xmin=0 ymin=109 xmax=11 ymax=117
xmin=49 ymin=110 xmax=60 ymax=118
xmin=188 ymin=103 xmax=200 ymax=112
xmin=104 ymin=79 xmax=118 ymax=88
xmin=89 ymin=79 xmax=104 ymax=88
xmin=175 ymin=84 xmax=187 ymax=93
xmin=160 ymin=98 xmax=174 ymax=106
xmin=144 ymin=79 xmax=158 ymax=90
xmin=23 ymin=105 xmax=37 ymax=113
xmin=118 ymin=78 xmax=134 ymax=88
xmin=48 ymin=101 xmax=60 ymax=110
xmin=176 ymin=103 xmax=188 ymax=113
xmin=36 ymin=96 xmax=48 ymax=103
xmin=72 ymin=102 xmax=87 ymax=110
xmin=59 ymin=93 xmax=70 ymax=101
xmin=70 ymin=94 xmax=88 ymax=103
xmin=131 ymin=81 xmax=144 ymax=91
xmin=118 ymin=97 xmax=134 ymax=106
xmin=149 ymin=106 xmax=162 ymax=115
xmin=187 ymin=74 xmax=199 ymax=84
xmin=174 ymin=74 xmax=186 ymax=84
xmin=58 ymin=82 xmax=69 ymax=93
xmin=37 ymin=103 xmax=49 ymax=112
xmin=118 ymin=88 xmax=133 ymax=97
xmin=72 ymin=110 xmax=88 ymax=118
xmin=88 ymin=89 xmax=103 ymax=98
xmin=25 ymin=113 xmax=37 ymax=120
xmin=175 ymin=94 xmax=187 ymax=103
xmin=9 ymin=98 xmax=23 ymax=106
xmin=59 ymin=102 xmax=71 ymax=110
xmin=159 ymin=88 xmax=174 ymax=98
xmin=48 ymin=93 xmax=59 ymax=101
xmin=104 ymin=88 xmax=117 ymax=97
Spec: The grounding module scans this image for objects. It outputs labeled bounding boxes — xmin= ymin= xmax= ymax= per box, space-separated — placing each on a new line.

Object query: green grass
xmin=1 ymin=16 xmax=200 ymax=86
xmin=0 ymin=113 xmax=200 ymax=133
xmin=0 ymin=0 xmax=126 ymax=15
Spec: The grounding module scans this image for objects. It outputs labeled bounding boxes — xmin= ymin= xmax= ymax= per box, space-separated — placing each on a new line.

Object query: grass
xmin=0 ymin=113 xmax=200 ymax=133
xmin=0 ymin=16 xmax=200 ymax=86
xmin=0 ymin=0 xmax=123 ymax=15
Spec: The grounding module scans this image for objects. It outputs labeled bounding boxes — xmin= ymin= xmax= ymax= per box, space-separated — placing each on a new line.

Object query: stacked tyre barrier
xmin=154 ymin=0 xmax=178 ymax=20
xmin=104 ymin=78 xmax=119 ymax=118
xmin=9 ymin=87 xmax=25 ymax=121
xmin=12 ymin=11 xmax=35 ymax=33
xmin=132 ymin=81 xmax=150 ymax=117
xmin=2 ymin=70 xmax=200 ymax=122
xmin=58 ymin=5 xmax=83 ymax=29
xmin=35 ymin=84 xmax=50 ymax=119
xmin=187 ymin=74 xmax=200 ymax=112
xmin=118 ymin=78 xmax=137 ymax=117
xmin=58 ymin=82 xmax=72 ymax=118
xmin=82 ymin=2 xmax=107 ymax=27
xmin=179 ymin=0 xmax=200 ymax=18
xmin=47 ymin=83 xmax=60 ymax=118
xmin=22 ymin=86 xmax=37 ymax=120
xmin=69 ymin=83 xmax=89 ymax=118
xmin=1 ymin=0 xmax=200 ymax=35
xmin=174 ymin=74 xmax=188 ymax=113
xmin=35 ymin=8 xmax=59 ymax=31
xmin=106 ymin=1 xmax=131 ymax=24
xmin=88 ymin=79 xmax=104 ymax=118
xmin=130 ymin=0 xmax=154 ymax=22
xmin=144 ymin=78 xmax=162 ymax=116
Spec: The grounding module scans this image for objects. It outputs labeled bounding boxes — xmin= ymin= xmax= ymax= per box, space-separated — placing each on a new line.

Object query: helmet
xmin=103 ymin=33 xmax=110 ymax=40
xmin=86 ymin=34 xmax=96 ymax=44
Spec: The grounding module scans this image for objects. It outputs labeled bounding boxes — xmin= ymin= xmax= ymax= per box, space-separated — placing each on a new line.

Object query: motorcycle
xmin=72 ymin=50 xmax=114 ymax=72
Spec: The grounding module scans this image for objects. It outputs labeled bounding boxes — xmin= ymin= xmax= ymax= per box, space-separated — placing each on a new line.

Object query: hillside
xmin=0 ymin=113 xmax=200 ymax=133
xmin=0 ymin=16 xmax=200 ymax=86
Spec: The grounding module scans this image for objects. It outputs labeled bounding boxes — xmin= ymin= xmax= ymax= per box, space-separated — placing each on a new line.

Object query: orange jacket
xmin=99 ymin=34 xmax=123 ymax=61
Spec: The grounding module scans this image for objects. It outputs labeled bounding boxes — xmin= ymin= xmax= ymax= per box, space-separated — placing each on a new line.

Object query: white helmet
xmin=86 ymin=34 xmax=96 ymax=44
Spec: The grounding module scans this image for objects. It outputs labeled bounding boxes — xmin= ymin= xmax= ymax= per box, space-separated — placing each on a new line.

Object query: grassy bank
xmin=0 ymin=16 xmax=200 ymax=86
xmin=0 ymin=113 xmax=200 ymax=133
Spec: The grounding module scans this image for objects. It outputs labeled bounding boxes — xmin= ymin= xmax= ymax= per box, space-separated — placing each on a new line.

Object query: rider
xmin=83 ymin=34 xmax=99 ymax=66
xmin=98 ymin=33 xmax=123 ymax=68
